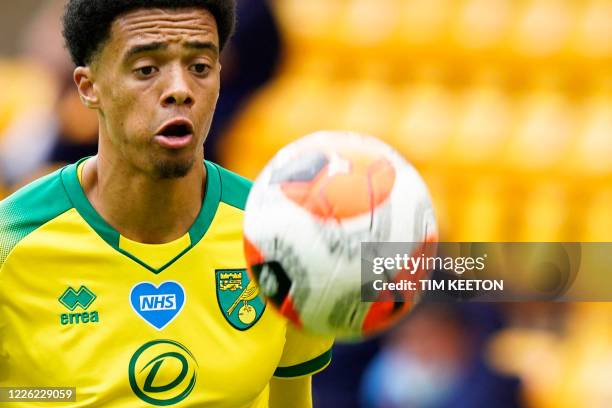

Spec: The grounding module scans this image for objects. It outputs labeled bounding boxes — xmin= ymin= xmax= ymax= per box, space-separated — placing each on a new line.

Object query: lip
xmin=154 ymin=118 xmax=194 ymax=150
xmin=154 ymin=134 xmax=193 ymax=149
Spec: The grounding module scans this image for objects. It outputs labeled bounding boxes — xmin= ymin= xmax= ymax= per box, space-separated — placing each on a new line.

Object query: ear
xmin=74 ymin=66 xmax=99 ymax=109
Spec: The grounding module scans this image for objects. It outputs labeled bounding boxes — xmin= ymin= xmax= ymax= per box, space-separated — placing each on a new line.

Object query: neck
xmin=81 ymin=154 xmax=205 ymax=244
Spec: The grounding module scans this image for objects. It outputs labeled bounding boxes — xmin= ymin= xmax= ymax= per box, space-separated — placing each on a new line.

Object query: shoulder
xmin=0 ymin=167 xmax=73 ymax=266
xmin=207 ymin=161 xmax=253 ymax=211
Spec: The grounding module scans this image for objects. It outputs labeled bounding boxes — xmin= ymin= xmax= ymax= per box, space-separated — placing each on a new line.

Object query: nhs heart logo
xmin=130 ymin=281 xmax=185 ymax=330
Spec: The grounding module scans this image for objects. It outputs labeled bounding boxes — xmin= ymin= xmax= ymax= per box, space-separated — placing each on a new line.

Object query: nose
xmin=160 ymin=67 xmax=194 ymax=108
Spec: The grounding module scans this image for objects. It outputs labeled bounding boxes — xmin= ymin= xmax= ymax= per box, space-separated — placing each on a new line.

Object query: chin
xmin=152 ymin=157 xmax=196 ymax=179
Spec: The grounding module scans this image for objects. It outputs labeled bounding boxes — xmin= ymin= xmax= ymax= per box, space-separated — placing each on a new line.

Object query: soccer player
xmin=0 ymin=1 xmax=332 ymax=406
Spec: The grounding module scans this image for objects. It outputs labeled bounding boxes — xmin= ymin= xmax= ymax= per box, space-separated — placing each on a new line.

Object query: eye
xmin=190 ymin=63 xmax=211 ymax=75
xmin=135 ymin=66 xmax=158 ymax=77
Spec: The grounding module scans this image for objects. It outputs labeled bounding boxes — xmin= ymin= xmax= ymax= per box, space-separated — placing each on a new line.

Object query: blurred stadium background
xmin=0 ymin=0 xmax=610 ymax=407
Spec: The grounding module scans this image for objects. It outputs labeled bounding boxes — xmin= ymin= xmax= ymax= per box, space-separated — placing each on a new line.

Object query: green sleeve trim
xmin=273 ymin=348 xmax=333 ymax=378
xmin=211 ymin=162 xmax=252 ymax=211
xmin=0 ymin=168 xmax=73 ymax=267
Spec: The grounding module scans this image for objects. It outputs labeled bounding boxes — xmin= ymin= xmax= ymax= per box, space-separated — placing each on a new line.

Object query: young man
xmin=0 ymin=1 xmax=332 ymax=406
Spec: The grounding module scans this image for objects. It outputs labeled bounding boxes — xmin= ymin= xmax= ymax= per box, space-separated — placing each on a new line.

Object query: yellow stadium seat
xmin=336 ymin=0 xmax=401 ymax=52
xmin=517 ymin=183 xmax=570 ymax=241
xmin=574 ymin=0 xmax=612 ymax=60
xmin=454 ymin=177 xmax=508 ymax=241
xmin=396 ymin=0 xmax=453 ymax=53
xmin=0 ymin=59 xmax=57 ymax=134
xmin=271 ymin=0 xmax=343 ymax=56
xmin=583 ymin=188 xmax=612 ymax=241
xmin=512 ymin=0 xmax=574 ymax=59
xmin=452 ymin=0 xmax=513 ymax=54
xmin=390 ymin=78 xmax=455 ymax=166
xmin=571 ymin=93 xmax=612 ymax=176
xmin=505 ymin=87 xmax=575 ymax=173
xmin=335 ymin=78 xmax=398 ymax=141
xmin=450 ymin=74 xmax=513 ymax=167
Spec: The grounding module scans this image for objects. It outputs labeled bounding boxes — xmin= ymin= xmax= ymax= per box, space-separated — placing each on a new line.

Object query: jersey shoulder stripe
xmin=0 ymin=168 xmax=72 ymax=267
xmin=212 ymin=162 xmax=253 ymax=211
xmin=273 ymin=348 xmax=333 ymax=378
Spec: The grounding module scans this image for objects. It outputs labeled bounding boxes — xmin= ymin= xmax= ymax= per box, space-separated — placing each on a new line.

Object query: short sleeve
xmin=273 ymin=324 xmax=334 ymax=378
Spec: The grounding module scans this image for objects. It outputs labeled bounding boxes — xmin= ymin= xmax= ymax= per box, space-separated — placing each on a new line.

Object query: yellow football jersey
xmin=0 ymin=158 xmax=332 ymax=407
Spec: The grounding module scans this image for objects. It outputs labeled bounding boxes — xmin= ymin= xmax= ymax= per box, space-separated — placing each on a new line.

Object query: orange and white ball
xmin=243 ymin=131 xmax=437 ymax=340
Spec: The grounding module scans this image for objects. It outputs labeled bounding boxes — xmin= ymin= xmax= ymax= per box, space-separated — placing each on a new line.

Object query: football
xmin=243 ymin=131 xmax=437 ymax=340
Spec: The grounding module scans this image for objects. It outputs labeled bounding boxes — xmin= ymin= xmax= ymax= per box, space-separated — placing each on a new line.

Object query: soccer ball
xmin=243 ymin=131 xmax=437 ymax=340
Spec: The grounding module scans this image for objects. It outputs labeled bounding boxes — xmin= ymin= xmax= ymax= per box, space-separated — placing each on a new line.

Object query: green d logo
xmin=129 ymin=339 xmax=198 ymax=406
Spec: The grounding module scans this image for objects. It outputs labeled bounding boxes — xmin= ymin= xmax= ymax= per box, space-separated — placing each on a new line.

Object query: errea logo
xmin=58 ymin=286 xmax=99 ymax=325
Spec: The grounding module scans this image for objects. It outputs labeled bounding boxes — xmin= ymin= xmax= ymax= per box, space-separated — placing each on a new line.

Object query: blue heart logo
xmin=130 ymin=281 xmax=185 ymax=330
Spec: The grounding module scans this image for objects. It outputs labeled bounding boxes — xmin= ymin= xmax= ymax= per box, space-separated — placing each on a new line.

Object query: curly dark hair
xmin=62 ymin=0 xmax=236 ymax=67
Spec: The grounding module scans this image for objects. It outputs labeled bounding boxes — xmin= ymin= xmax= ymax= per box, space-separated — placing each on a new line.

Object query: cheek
xmin=203 ymin=86 xmax=220 ymax=126
xmin=199 ymin=79 xmax=221 ymax=113
xmin=106 ymin=88 xmax=154 ymax=137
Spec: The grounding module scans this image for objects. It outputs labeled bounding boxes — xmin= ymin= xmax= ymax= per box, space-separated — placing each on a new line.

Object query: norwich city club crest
xmin=215 ymin=269 xmax=265 ymax=330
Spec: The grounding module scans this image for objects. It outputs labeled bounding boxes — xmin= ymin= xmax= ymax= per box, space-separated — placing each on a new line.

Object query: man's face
xmin=90 ymin=7 xmax=220 ymax=178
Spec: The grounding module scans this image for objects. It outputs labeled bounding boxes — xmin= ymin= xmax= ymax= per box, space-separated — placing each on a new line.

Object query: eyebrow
xmin=184 ymin=41 xmax=219 ymax=57
xmin=124 ymin=42 xmax=168 ymax=60
xmin=124 ymin=40 xmax=219 ymax=61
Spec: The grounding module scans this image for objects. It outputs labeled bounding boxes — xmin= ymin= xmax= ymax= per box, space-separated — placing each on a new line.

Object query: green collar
xmin=60 ymin=158 xmax=221 ymax=274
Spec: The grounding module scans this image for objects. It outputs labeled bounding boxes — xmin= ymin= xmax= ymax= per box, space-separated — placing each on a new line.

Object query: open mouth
xmin=157 ymin=121 xmax=194 ymax=138
xmin=155 ymin=118 xmax=194 ymax=149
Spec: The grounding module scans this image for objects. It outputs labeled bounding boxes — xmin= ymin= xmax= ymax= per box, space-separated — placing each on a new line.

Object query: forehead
xmin=109 ymin=7 xmax=219 ymax=49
